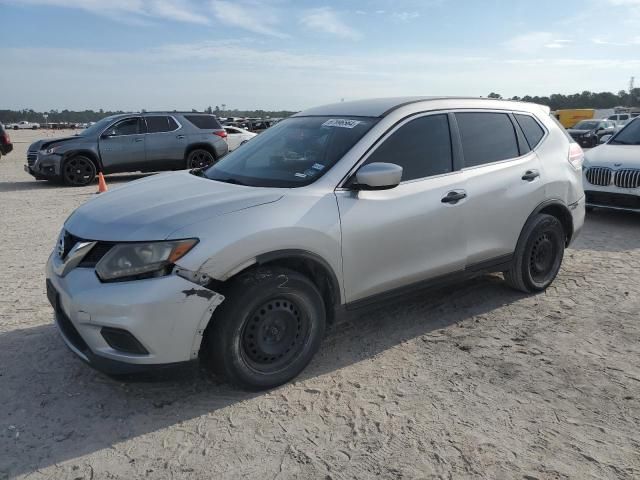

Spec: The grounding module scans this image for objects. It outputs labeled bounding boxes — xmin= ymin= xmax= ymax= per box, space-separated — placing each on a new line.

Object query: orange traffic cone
xmin=96 ymin=172 xmax=108 ymax=193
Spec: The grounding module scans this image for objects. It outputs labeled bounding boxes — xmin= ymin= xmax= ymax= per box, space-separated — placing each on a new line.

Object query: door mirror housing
xmin=101 ymin=131 xmax=115 ymax=139
xmin=352 ymin=162 xmax=403 ymax=190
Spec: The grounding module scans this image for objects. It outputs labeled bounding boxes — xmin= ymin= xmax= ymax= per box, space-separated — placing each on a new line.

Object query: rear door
xmin=456 ymin=111 xmax=546 ymax=266
xmin=336 ymin=113 xmax=467 ymax=303
xmin=98 ymin=117 xmax=146 ymax=173
xmin=143 ymin=116 xmax=186 ymax=170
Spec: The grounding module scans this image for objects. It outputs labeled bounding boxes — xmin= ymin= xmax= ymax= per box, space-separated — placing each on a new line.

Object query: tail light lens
xmin=568 ymin=142 xmax=584 ymax=170
xmin=213 ymin=130 xmax=227 ymax=139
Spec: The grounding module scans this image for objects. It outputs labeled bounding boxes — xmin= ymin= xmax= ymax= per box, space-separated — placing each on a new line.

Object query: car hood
xmin=65 ymin=171 xmax=284 ymax=241
xmin=584 ymin=144 xmax=640 ymax=168
xmin=29 ymin=136 xmax=81 ymax=151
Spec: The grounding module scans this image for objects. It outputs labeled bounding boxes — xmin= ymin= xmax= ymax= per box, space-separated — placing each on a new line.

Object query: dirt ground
xmin=1 ymin=130 xmax=639 ymax=479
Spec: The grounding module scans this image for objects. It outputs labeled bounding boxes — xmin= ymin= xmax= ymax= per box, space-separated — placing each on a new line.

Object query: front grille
xmin=586 ymin=191 xmax=640 ymax=210
xmin=585 ymin=167 xmax=612 ymax=186
xmin=27 ymin=151 xmax=37 ymax=166
xmin=614 ymin=169 xmax=640 ymax=189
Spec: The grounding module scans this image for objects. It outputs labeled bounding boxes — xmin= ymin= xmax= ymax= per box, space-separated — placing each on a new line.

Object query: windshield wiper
xmin=214 ymin=177 xmax=247 ymax=186
xmin=610 ymin=140 xmax=631 ymax=145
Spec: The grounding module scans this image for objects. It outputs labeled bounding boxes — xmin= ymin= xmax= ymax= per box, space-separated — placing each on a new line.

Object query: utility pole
xmin=630 ymin=76 xmax=635 ymax=94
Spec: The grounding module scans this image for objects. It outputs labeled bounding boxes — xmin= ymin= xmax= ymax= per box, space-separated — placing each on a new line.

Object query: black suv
xmin=25 ymin=113 xmax=229 ymax=186
xmin=0 ymin=123 xmax=13 ymax=159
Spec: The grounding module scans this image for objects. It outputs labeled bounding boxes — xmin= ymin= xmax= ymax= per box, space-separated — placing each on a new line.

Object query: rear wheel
xmin=62 ymin=155 xmax=96 ymax=186
xmin=186 ymin=149 xmax=215 ymax=169
xmin=203 ymin=267 xmax=326 ymax=390
xmin=504 ymin=214 xmax=565 ymax=293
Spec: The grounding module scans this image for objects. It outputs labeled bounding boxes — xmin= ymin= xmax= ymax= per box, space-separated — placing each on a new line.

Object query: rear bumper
xmin=0 ymin=143 xmax=12 ymax=155
xmin=569 ymin=196 xmax=586 ymax=245
xmin=46 ymin=253 xmax=225 ymax=373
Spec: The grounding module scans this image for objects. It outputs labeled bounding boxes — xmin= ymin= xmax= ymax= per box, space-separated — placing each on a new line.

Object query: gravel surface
xmin=1 ymin=130 xmax=639 ymax=479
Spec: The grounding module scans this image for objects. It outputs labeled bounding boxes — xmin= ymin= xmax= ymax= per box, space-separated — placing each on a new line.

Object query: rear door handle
xmin=522 ymin=170 xmax=540 ymax=181
xmin=177 ymin=135 xmax=185 ymax=139
xmin=441 ymin=190 xmax=467 ymax=204
xmin=134 ymin=137 xmax=143 ymax=143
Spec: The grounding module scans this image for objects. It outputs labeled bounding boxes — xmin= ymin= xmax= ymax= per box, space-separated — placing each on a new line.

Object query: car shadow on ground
xmin=0 ymin=274 xmax=525 ymax=477
xmin=571 ymin=209 xmax=640 ymax=253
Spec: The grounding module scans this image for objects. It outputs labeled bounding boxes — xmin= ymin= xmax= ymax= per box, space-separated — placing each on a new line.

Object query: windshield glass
xmin=79 ymin=116 xmax=119 ymax=136
xmin=204 ymin=116 xmax=378 ymax=187
xmin=573 ymin=121 xmax=599 ymax=130
xmin=609 ymin=119 xmax=640 ymax=145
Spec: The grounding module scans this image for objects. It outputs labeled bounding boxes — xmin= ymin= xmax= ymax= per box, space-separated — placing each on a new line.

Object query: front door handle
xmin=134 ymin=137 xmax=144 ymax=143
xmin=522 ymin=170 xmax=540 ymax=181
xmin=177 ymin=135 xmax=185 ymax=139
xmin=441 ymin=190 xmax=467 ymax=204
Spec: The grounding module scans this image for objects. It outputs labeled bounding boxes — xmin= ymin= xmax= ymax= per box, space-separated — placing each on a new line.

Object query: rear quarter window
xmin=184 ymin=115 xmax=223 ymax=130
xmin=514 ymin=114 xmax=546 ymax=149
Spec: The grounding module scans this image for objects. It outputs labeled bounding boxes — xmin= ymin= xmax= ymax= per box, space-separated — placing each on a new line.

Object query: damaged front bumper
xmin=46 ymin=254 xmax=224 ymax=374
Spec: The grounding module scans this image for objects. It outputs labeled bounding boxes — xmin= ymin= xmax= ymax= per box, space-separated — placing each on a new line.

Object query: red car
xmin=0 ymin=123 xmax=13 ymax=158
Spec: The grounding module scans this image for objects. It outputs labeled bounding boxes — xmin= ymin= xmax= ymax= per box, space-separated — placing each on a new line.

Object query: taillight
xmin=568 ymin=142 xmax=584 ymax=170
xmin=213 ymin=130 xmax=227 ymax=139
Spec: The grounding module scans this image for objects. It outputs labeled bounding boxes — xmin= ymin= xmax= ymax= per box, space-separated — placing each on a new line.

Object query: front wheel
xmin=203 ymin=267 xmax=326 ymax=390
xmin=186 ymin=149 xmax=215 ymax=169
xmin=504 ymin=214 xmax=565 ymax=293
xmin=62 ymin=155 xmax=97 ymax=186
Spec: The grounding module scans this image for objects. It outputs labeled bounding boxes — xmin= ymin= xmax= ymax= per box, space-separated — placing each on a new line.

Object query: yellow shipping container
xmin=552 ymin=109 xmax=595 ymax=128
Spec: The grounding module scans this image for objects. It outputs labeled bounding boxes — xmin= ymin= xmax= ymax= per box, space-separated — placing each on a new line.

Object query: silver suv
xmin=46 ymin=97 xmax=585 ymax=389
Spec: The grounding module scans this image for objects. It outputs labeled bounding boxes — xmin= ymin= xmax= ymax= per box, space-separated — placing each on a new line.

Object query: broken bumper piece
xmin=45 ymin=254 xmax=224 ymax=373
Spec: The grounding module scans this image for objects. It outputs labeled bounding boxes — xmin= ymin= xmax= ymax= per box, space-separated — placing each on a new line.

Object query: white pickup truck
xmin=6 ymin=121 xmax=40 ymax=130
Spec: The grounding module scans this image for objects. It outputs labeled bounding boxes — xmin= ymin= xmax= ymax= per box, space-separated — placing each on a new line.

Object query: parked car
xmin=25 ymin=112 xmax=228 ymax=186
xmin=0 ymin=123 xmax=14 ymax=158
xmin=9 ymin=121 xmax=40 ymax=130
xmin=567 ymin=119 xmax=616 ymax=148
xmin=46 ymin=97 xmax=585 ymax=389
xmin=607 ymin=113 xmax=631 ymax=126
xmin=224 ymin=126 xmax=257 ymax=151
xmin=583 ymin=117 xmax=640 ymax=212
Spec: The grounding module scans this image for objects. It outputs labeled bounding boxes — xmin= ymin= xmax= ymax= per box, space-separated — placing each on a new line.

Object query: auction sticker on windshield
xmin=322 ymin=119 xmax=361 ymax=129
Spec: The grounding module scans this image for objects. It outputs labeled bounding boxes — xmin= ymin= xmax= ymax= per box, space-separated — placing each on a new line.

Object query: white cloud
xmin=2 ymin=0 xmax=211 ymax=24
xmin=300 ymin=7 xmax=361 ymax=40
xmin=211 ymin=0 xmax=287 ymax=38
xmin=504 ymin=32 xmax=572 ymax=53
xmin=392 ymin=11 xmax=420 ymax=22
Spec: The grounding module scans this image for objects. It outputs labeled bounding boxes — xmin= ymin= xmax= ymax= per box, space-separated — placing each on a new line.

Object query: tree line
xmin=0 ymin=107 xmax=297 ymax=125
xmin=487 ymin=89 xmax=640 ymax=110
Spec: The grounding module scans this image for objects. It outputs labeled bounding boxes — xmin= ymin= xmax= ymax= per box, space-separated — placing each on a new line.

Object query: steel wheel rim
xmin=63 ymin=158 xmax=94 ymax=185
xmin=241 ymin=298 xmax=310 ymax=374
xmin=529 ymin=232 xmax=558 ymax=283
xmin=189 ymin=150 xmax=214 ymax=169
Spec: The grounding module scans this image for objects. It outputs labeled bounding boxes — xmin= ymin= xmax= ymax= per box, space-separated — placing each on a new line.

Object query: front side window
xmin=514 ymin=114 xmax=545 ymax=149
xmin=456 ymin=112 xmax=519 ymax=167
xmin=204 ymin=116 xmax=378 ymax=188
xmin=364 ymin=114 xmax=453 ymax=181
xmin=107 ymin=118 xmax=141 ymax=136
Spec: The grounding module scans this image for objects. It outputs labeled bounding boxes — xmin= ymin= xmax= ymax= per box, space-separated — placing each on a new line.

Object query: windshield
xmin=78 ymin=116 xmax=119 ymax=136
xmin=204 ymin=116 xmax=378 ymax=188
xmin=573 ymin=121 xmax=599 ymax=130
xmin=609 ymin=118 xmax=640 ymax=145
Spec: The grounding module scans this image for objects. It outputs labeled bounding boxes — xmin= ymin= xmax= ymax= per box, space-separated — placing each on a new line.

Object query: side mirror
xmin=352 ymin=162 xmax=403 ymax=190
xmin=599 ymin=134 xmax=612 ymax=144
xmin=101 ymin=130 xmax=116 ymax=139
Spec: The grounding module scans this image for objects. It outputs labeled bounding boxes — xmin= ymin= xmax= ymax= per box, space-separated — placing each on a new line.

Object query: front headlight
xmin=95 ymin=239 xmax=198 ymax=281
xmin=44 ymin=145 xmax=61 ymax=154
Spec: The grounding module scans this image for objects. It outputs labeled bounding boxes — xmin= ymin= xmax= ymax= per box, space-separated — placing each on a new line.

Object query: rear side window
xmin=514 ymin=114 xmax=545 ymax=149
xmin=185 ymin=115 xmax=222 ymax=130
xmin=365 ymin=114 xmax=453 ymax=181
xmin=456 ymin=112 xmax=519 ymax=167
xmin=145 ymin=116 xmax=173 ymax=133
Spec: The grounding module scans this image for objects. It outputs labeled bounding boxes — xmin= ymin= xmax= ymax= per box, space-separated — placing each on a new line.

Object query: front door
xmin=98 ymin=117 xmax=145 ymax=173
xmin=336 ymin=113 xmax=467 ymax=303
xmin=143 ymin=116 xmax=186 ymax=170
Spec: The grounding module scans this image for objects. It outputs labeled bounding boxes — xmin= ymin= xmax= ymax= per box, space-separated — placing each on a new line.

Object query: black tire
xmin=203 ymin=267 xmax=326 ymax=390
xmin=504 ymin=214 xmax=565 ymax=293
xmin=62 ymin=155 xmax=97 ymax=186
xmin=586 ymin=206 xmax=595 ymax=213
xmin=186 ymin=149 xmax=215 ymax=169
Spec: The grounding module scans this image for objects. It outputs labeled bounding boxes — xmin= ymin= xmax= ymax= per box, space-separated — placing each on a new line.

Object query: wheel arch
xmin=185 ymin=143 xmax=218 ymax=162
xmin=63 ymin=149 xmax=103 ymax=173
xmin=529 ymin=199 xmax=574 ymax=246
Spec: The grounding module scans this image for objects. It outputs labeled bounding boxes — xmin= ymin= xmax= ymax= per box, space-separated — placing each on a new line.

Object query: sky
xmin=1 ymin=0 xmax=640 ymax=112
